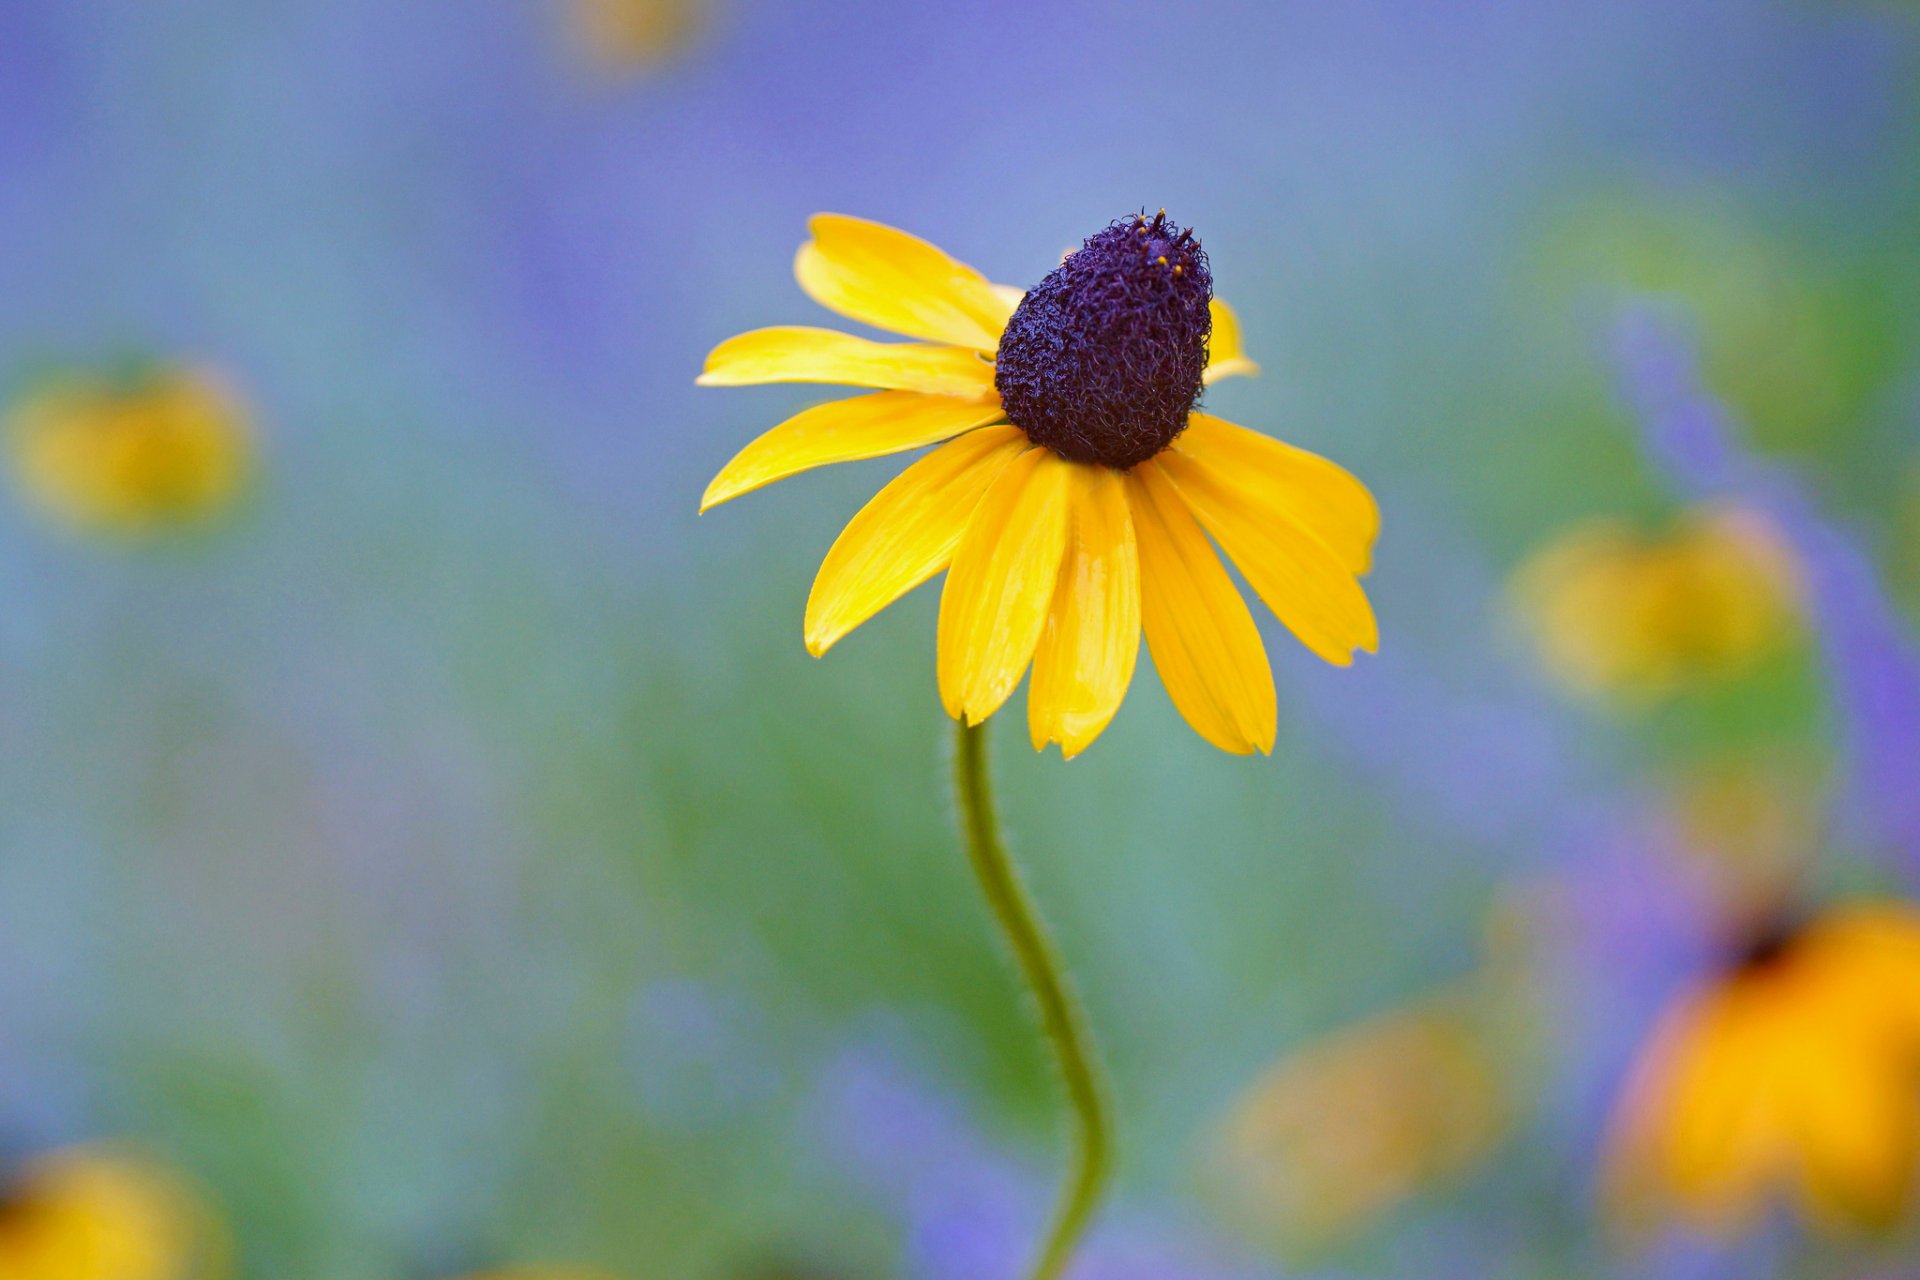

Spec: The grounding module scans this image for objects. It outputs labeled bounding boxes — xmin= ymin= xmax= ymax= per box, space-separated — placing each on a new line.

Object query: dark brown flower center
xmin=993 ymin=211 xmax=1213 ymax=469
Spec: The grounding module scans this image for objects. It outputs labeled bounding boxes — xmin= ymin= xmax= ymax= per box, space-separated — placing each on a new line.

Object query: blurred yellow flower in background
xmin=1662 ymin=753 xmax=1823 ymax=924
xmin=568 ymin=0 xmax=706 ymax=72
xmin=700 ymin=212 xmax=1378 ymax=757
xmin=1510 ymin=503 xmax=1801 ymax=705
xmin=0 ymin=1145 xmax=227 ymax=1280
xmin=1207 ymin=987 xmax=1512 ymax=1255
xmin=1604 ymin=903 xmax=1920 ymax=1238
xmin=1210 ymin=897 xmax=1565 ymax=1262
xmin=1204 ymin=899 xmax=1544 ymax=1257
xmin=6 ymin=364 xmax=254 ymax=539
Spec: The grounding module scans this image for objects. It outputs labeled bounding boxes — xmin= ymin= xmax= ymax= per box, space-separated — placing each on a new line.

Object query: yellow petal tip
xmin=1202 ymin=358 xmax=1262 ymax=385
xmin=1037 ymin=723 xmax=1106 ymax=761
xmin=1028 ymin=729 xmax=1089 ymax=760
xmin=697 ymin=478 xmax=738 ymax=513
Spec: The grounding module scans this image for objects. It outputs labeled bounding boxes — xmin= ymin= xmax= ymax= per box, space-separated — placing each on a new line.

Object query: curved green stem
xmin=952 ymin=717 xmax=1113 ymax=1280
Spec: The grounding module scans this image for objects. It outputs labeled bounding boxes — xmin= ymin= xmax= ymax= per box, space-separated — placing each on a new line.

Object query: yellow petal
xmin=804 ymin=426 xmax=1026 ymax=655
xmin=1656 ymin=993 xmax=1788 ymax=1226
xmin=990 ymin=283 xmax=1027 ymax=313
xmin=1786 ymin=1038 xmax=1918 ymax=1231
xmin=1203 ymin=297 xmax=1261 ymax=383
xmin=1850 ymin=912 xmax=1920 ymax=1038
xmin=937 ymin=447 xmax=1074 ymax=723
xmin=1602 ymin=999 xmax=1699 ymax=1230
xmin=794 ymin=214 xmax=1017 ymax=350
xmin=700 ymin=391 xmax=1006 ymax=512
xmin=0 ymin=1145 xmax=229 ymax=1280
xmin=1158 ymin=439 xmax=1378 ymax=666
xmin=1028 ymin=465 xmax=1141 ymax=758
xmin=1127 ymin=461 xmax=1276 ymax=754
xmin=1176 ymin=413 xmax=1379 ymax=574
xmin=1603 ymin=981 xmax=1820 ymax=1237
xmin=698 ymin=326 xmax=995 ymax=397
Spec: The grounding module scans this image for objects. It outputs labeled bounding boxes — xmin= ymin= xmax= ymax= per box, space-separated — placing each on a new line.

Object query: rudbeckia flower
xmin=1663 ymin=756 xmax=1820 ymax=921
xmin=1603 ymin=903 xmax=1920 ymax=1236
xmin=700 ymin=212 xmax=1379 ymax=757
xmin=0 ymin=1145 xmax=227 ymax=1280
xmin=1209 ymin=990 xmax=1510 ymax=1255
xmin=1509 ymin=503 xmax=1800 ymax=705
xmin=1207 ymin=894 xmax=1540 ymax=1257
xmin=6 ymin=363 xmax=254 ymax=539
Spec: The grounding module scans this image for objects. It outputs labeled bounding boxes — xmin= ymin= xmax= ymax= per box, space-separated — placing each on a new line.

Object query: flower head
xmin=994 ymin=212 xmax=1213 ymax=469
xmin=0 ymin=1145 xmax=227 ymax=1280
xmin=1663 ymin=755 xmax=1821 ymax=921
xmin=699 ymin=213 xmax=1379 ymax=756
xmin=6 ymin=363 xmax=254 ymax=539
xmin=1602 ymin=902 xmax=1920 ymax=1237
xmin=1208 ymin=990 xmax=1510 ymax=1256
xmin=1510 ymin=503 xmax=1801 ymax=705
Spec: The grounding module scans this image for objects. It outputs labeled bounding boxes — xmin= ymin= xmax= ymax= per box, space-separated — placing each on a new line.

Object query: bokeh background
xmin=2 ymin=1 xmax=1918 ymax=1278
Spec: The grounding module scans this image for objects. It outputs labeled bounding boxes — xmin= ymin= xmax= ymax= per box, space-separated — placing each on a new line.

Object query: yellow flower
xmin=0 ymin=1145 xmax=227 ymax=1280
xmin=1603 ymin=903 xmax=1920 ymax=1237
xmin=699 ymin=212 xmax=1379 ymax=757
xmin=1663 ymin=755 xmax=1821 ymax=921
xmin=7 ymin=364 xmax=254 ymax=539
xmin=1510 ymin=503 xmax=1800 ymax=704
xmin=567 ymin=0 xmax=704 ymax=72
xmin=1207 ymin=985 xmax=1511 ymax=1255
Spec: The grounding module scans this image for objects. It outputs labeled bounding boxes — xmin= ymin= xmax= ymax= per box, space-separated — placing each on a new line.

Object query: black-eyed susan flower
xmin=0 ymin=1145 xmax=227 ymax=1280
xmin=1603 ymin=902 xmax=1920 ymax=1236
xmin=1509 ymin=503 xmax=1800 ymax=705
xmin=700 ymin=211 xmax=1379 ymax=757
xmin=1210 ymin=991 xmax=1508 ymax=1254
xmin=1663 ymin=755 xmax=1821 ymax=922
xmin=1207 ymin=896 xmax=1539 ymax=1256
xmin=6 ymin=363 xmax=254 ymax=539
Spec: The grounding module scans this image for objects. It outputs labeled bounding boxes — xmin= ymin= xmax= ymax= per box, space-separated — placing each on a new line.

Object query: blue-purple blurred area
xmin=1 ymin=2 xmax=1917 ymax=1277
